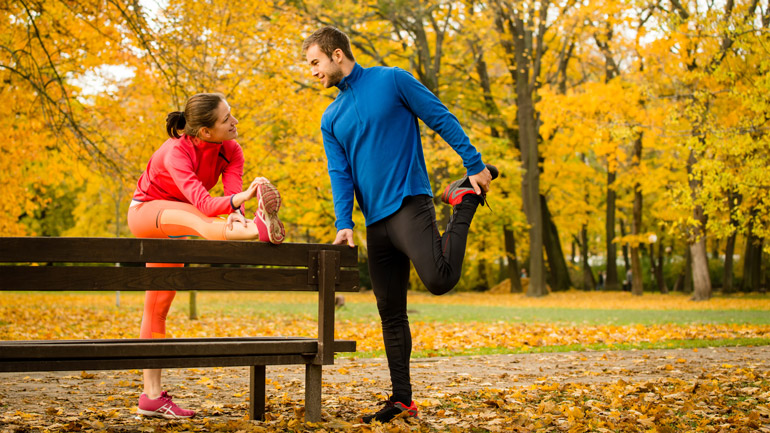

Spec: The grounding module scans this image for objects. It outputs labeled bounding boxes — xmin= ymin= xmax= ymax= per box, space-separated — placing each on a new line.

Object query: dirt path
xmin=2 ymin=346 xmax=769 ymax=431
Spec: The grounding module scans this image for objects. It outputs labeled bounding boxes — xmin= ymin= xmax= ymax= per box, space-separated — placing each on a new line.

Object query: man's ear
xmin=334 ymin=48 xmax=344 ymax=63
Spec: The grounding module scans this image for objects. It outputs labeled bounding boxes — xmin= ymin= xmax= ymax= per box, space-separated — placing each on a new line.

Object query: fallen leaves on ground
xmin=2 ymin=291 xmax=770 ymax=431
xmin=1 ymin=348 xmax=769 ymax=432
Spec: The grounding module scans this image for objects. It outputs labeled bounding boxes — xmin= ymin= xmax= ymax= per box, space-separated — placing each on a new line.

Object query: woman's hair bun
xmin=165 ymin=111 xmax=186 ymax=138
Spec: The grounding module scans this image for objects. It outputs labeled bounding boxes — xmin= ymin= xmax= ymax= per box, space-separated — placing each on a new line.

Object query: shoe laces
xmin=481 ymin=193 xmax=493 ymax=212
xmin=376 ymin=399 xmax=396 ymax=409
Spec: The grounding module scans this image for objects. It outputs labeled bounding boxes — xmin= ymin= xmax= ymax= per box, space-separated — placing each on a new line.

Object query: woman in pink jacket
xmin=128 ymin=93 xmax=283 ymax=418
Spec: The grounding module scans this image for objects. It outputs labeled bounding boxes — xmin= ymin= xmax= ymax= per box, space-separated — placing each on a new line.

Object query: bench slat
xmin=0 ymin=339 xmax=356 ymax=359
xmin=0 ymin=355 xmax=318 ymax=372
xmin=0 ymin=267 xmax=360 ymax=292
xmin=0 ymin=237 xmax=358 ymax=267
xmin=0 ymin=336 xmax=315 ymax=345
xmin=1 ymin=341 xmax=312 ymax=359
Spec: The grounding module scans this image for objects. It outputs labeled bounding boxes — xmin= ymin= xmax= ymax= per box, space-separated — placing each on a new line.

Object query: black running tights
xmin=365 ymin=194 xmax=480 ymax=404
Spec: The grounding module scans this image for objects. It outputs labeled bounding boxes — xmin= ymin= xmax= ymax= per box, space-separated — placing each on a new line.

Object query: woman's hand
xmin=232 ymin=177 xmax=272 ymax=208
xmin=226 ymin=211 xmax=248 ymax=230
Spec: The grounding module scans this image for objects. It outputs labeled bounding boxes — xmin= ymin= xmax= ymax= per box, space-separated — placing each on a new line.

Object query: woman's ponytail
xmin=165 ymin=111 xmax=186 ymax=138
xmin=165 ymin=93 xmax=225 ymax=139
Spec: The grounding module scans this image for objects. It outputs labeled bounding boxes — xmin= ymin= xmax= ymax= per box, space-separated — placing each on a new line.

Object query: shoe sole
xmin=137 ymin=408 xmax=194 ymax=419
xmin=258 ymin=184 xmax=285 ymax=244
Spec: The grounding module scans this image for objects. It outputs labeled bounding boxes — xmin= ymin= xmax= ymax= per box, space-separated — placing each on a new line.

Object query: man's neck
xmin=341 ymin=61 xmax=355 ymax=78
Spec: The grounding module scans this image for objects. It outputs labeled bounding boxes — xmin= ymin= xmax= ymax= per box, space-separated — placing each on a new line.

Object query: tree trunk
xmin=504 ymin=226 xmax=522 ymax=293
xmin=753 ymin=239 xmax=764 ymax=292
xmin=510 ymin=12 xmax=546 ymax=297
xmin=743 ymin=229 xmax=763 ymax=292
xmin=723 ymin=191 xmax=740 ymax=293
xmin=542 ymin=195 xmax=572 ymax=291
xmin=690 ymin=237 xmax=712 ymax=301
xmin=723 ymin=232 xmax=737 ymax=293
xmin=687 ymin=149 xmax=712 ymax=301
xmin=673 ymin=272 xmax=685 ymax=293
xmin=630 ymin=134 xmax=644 ymax=296
xmin=605 ymin=168 xmax=620 ymax=290
xmin=620 ymin=219 xmax=630 ymax=272
xmin=580 ymin=224 xmax=595 ymax=290
xmin=684 ymin=246 xmax=693 ymax=293
xmin=478 ymin=239 xmax=489 ymax=291
xmin=656 ymin=240 xmax=668 ymax=294
xmin=189 ymin=290 xmax=198 ymax=320
xmin=598 ymin=22 xmax=620 ymax=293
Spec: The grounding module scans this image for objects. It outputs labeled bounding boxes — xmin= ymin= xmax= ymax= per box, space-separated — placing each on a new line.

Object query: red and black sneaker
xmin=361 ymin=398 xmax=419 ymax=424
xmin=441 ymin=164 xmax=499 ymax=207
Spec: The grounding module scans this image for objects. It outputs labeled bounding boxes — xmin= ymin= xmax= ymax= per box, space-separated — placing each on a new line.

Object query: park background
xmin=3 ymin=0 xmax=770 ymax=299
xmin=3 ymin=1 xmax=770 ymax=431
xmin=0 ymin=0 xmax=770 ymax=300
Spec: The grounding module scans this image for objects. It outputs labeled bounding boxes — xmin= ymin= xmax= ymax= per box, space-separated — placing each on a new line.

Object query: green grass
xmin=7 ymin=291 xmax=769 ymax=326
xmin=204 ymin=299 xmax=770 ymax=326
xmin=345 ymin=337 xmax=770 ymax=359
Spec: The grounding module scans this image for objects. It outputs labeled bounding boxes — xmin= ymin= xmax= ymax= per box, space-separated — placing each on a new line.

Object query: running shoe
xmin=254 ymin=182 xmax=285 ymax=244
xmin=361 ymin=398 xmax=419 ymax=424
xmin=441 ymin=164 xmax=499 ymax=207
xmin=137 ymin=391 xmax=196 ymax=419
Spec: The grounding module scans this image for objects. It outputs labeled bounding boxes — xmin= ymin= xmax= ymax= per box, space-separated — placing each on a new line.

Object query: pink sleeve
xmin=165 ymin=146 xmax=233 ymax=217
xmin=221 ymin=142 xmax=245 ymax=214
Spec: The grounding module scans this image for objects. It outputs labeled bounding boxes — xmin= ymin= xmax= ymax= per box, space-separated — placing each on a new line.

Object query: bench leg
xmin=249 ymin=365 xmax=266 ymax=421
xmin=305 ymin=363 xmax=322 ymax=422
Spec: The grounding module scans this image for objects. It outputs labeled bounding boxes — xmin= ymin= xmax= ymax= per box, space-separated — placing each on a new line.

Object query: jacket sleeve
xmin=322 ymin=118 xmax=355 ymax=231
xmin=392 ymin=67 xmax=485 ymax=176
xmin=165 ymin=145 xmax=233 ymax=217
xmin=220 ymin=142 xmax=246 ymax=214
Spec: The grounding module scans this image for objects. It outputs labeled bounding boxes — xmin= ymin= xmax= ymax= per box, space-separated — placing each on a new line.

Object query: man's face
xmin=306 ymin=44 xmax=344 ymax=88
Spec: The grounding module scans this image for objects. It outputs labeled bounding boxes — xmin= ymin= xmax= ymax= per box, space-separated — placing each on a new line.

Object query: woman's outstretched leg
xmin=128 ymin=183 xmax=284 ymax=242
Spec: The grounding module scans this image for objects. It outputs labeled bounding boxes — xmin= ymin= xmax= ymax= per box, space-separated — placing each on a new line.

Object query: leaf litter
xmin=2 ymin=292 xmax=770 ymax=431
xmin=1 ymin=346 xmax=768 ymax=432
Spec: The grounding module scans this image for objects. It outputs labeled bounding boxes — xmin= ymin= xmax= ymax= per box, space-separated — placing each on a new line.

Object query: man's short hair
xmin=302 ymin=26 xmax=355 ymax=62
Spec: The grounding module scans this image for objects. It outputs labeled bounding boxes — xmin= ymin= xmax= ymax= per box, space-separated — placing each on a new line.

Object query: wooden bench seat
xmin=0 ymin=237 xmax=360 ymax=422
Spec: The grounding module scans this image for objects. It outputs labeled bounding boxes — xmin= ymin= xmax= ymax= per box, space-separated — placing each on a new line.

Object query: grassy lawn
xmin=1 ymin=290 xmax=769 ymax=358
xmin=193 ymin=290 xmax=770 ymax=325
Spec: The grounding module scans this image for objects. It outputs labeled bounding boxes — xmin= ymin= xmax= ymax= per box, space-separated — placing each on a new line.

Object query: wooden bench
xmin=0 ymin=237 xmax=359 ymax=422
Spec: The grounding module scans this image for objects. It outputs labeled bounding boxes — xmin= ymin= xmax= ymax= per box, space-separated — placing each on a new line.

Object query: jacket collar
xmin=336 ymin=63 xmax=362 ymax=90
xmin=185 ymin=134 xmax=224 ymax=150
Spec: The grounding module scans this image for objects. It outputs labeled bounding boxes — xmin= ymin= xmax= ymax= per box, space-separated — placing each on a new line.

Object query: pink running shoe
xmin=137 ymin=391 xmax=196 ymax=419
xmin=254 ymin=183 xmax=285 ymax=244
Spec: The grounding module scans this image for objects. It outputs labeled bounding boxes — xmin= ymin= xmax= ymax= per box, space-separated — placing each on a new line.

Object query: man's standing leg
xmin=362 ymin=219 xmax=419 ymax=423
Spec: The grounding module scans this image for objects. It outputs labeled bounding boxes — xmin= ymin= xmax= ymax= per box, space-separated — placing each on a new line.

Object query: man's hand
xmin=468 ymin=167 xmax=493 ymax=195
xmin=333 ymin=229 xmax=355 ymax=247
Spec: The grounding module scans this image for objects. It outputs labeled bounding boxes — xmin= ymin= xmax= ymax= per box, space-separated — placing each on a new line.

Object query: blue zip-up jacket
xmin=321 ymin=63 xmax=485 ymax=230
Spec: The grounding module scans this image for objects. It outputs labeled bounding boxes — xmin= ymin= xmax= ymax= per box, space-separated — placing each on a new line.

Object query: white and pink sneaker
xmin=137 ymin=391 xmax=195 ymax=419
xmin=254 ymin=183 xmax=284 ymax=244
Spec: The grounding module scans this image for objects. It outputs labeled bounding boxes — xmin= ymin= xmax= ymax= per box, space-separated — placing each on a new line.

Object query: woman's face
xmin=202 ymin=100 xmax=238 ymax=143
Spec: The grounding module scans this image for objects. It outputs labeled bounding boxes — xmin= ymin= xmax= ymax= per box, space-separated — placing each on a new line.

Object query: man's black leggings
xmin=365 ymin=194 xmax=480 ymax=404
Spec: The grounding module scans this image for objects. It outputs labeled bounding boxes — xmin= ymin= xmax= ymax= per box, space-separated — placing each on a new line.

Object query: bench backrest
xmin=0 ymin=237 xmax=359 ymax=364
xmin=0 ymin=237 xmax=358 ymax=292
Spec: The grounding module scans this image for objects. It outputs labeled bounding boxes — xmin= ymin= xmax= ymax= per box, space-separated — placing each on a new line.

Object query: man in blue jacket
xmin=303 ymin=26 xmax=497 ymax=424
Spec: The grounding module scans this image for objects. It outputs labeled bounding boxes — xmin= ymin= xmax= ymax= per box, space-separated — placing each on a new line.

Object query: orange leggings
xmin=127 ymin=200 xmax=265 ymax=339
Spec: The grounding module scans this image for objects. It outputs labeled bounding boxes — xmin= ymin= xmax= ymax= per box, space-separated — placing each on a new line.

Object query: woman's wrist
xmin=230 ymin=192 xmax=246 ymax=209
